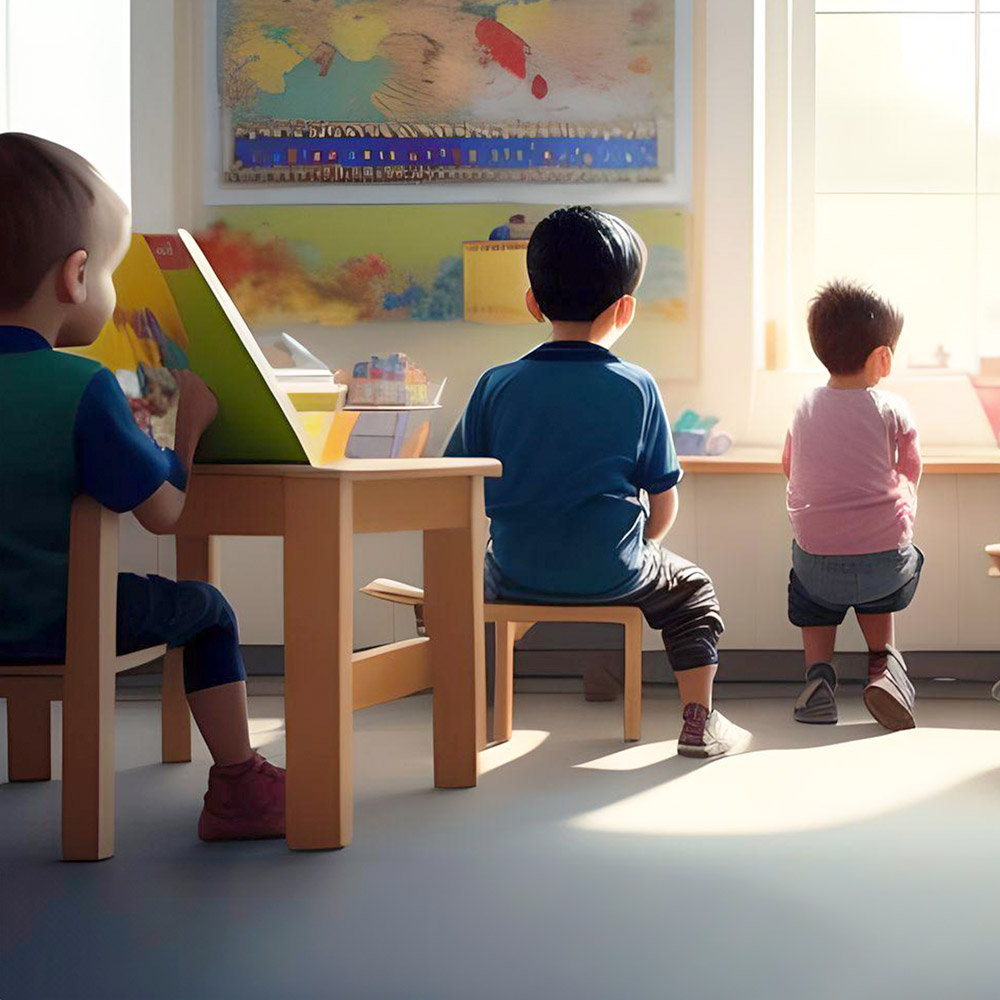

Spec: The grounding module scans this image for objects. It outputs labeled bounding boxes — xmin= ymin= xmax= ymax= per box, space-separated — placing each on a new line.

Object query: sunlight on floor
xmin=479 ymin=730 xmax=550 ymax=774
xmin=571 ymin=727 xmax=1000 ymax=836
xmin=575 ymin=740 xmax=679 ymax=770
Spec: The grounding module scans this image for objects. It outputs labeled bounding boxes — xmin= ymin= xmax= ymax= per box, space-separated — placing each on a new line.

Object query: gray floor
xmin=3 ymin=687 xmax=1000 ymax=999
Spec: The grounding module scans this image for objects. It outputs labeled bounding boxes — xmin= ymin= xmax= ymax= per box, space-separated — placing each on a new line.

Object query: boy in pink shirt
xmin=784 ymin=281 xmax=923 ymax=730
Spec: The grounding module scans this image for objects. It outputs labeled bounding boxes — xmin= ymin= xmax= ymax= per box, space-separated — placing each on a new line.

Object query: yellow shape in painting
xmin=233 ymin=23 xmax=304 ymax=94
xmin=496 ymin=0 xmax=553 ymax=38
xmin=463 ymin=241 xmax=533 ymax=325
xmin=326 ymin=9 xmax=389 ymax=63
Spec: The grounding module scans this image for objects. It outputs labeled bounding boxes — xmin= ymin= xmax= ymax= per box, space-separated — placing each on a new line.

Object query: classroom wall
xmin=124 ymin=0 xmax=1000 ymax=658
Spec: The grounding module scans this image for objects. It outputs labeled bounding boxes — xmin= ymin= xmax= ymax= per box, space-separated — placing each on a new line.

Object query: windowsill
xmin=681 ymin=446 xmax=1000 ymax=476
xmin=742 ymin=369 xmax=997 ymax=449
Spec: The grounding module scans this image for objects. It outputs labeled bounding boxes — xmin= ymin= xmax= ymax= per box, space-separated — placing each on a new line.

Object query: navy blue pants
xmin=117 ymin=574 xmax=246 ymax=693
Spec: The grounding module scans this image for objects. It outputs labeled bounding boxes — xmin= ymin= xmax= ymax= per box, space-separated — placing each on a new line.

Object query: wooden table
xmin=173 ymin=458 xmax=501 ymax=850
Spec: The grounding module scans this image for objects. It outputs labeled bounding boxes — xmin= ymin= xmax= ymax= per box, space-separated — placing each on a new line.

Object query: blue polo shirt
xmin=445 ymin=340 xmax=682 ymax=601
xmin=0 ymin=326 xmax=186 ymax=662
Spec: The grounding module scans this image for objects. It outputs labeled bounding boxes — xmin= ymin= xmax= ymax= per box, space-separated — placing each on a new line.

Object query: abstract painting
xmin=217 ymin=0 xmax=675 ymax=184
xmin=195 ymin=204 xmax=689 ymax=329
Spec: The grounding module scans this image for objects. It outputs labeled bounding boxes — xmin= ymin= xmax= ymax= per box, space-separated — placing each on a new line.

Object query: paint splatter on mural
xmin=217 ymin=0 xmax=674 ymax=184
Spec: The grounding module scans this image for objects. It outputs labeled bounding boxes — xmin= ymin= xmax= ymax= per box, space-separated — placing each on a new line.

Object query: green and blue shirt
xmin=0 ymin=326 xmax=185 ymax=662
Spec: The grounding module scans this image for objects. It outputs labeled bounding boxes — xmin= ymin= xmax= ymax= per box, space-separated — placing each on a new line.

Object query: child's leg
xmin=187 ymin=683 xmax=252 ymax=766
xmin=856 ymin=612 xmax=894 ymax=659
xmin=676 ymin=664 xmax=717 ymax=712
xmin=857 ymin=610 xmax=915 ymax=730
xmin=633 ymin=548 xmax=749 ymax=757
xmin=117 ymin=574 xmax=252 ymax=765
xmin=802 ymin=625 xmax=837 ymax=668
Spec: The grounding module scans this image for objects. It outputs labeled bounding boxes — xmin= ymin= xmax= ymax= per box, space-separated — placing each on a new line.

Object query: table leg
xmin=283 ymin=477 xmax=354 ymax=850
xmin=423 ymin=478 xmax=485 ymax=788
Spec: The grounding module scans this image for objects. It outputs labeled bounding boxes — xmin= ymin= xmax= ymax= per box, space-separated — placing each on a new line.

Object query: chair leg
xmin=493 ymin=621 xmax=517 ymax=744
xmin=161 ymin=648 xmax=192 ymax=763
xmin=61 ymin=668 xmax=116 ymax=861
xmin=623 ymin=621 xmax=642 ymax=743
xmin=6 ymin=697 xmax=52 ymax=782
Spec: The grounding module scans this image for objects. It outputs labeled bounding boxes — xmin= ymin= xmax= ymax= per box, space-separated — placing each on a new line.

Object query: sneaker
xmin=198 ymin=751 xmax=286 ymax=842
xmin=794 ymin=662 xmax=839 ymax=725
xmin=677 ymin=703 xmax=751 ymax=759
xmin=863 ymin=646 xmax=916 ymax=732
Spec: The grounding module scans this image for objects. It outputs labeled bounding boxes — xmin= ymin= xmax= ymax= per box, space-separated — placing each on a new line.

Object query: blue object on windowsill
xmin=672 ymin=409 xmax=733 ymax=456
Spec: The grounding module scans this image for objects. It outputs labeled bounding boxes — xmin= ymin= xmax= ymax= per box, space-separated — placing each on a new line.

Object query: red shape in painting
xmin=475 ymin=19 xmax=528 ymax=79
xmin=531 ymin=74 xmax=548 ymax=99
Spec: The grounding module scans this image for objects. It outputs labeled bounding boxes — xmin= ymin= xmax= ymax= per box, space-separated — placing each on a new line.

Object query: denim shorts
xmin=787 ymin=542 xmax=924 ymax=628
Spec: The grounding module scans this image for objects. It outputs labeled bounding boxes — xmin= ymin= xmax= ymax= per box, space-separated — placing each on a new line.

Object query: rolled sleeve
xmin=74 ymin=368 xmax=185 ymax=513
xmin=636 ymin=377 xmax=682 ymax=494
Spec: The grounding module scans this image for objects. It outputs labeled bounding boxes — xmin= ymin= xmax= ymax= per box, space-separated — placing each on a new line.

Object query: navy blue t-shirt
xmin=444 ymin=340 xmax=681 ymax=601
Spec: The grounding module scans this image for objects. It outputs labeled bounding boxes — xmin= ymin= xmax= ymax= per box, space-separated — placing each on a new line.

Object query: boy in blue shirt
xmin=0 ymin=133 xmax=284 ymax=840
xmin=446 ymin=207 xmax=749 ymax=757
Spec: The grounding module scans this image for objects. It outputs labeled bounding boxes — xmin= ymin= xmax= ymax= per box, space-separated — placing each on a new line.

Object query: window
xmin=1 ymin=0 xmax=131 ymax=204
xmin=765 ymin=1 xmax=1000 ymax=373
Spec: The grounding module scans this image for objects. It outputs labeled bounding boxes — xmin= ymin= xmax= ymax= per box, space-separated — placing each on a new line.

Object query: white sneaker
xmin=677 ymin=703 xmax=752 ymax=759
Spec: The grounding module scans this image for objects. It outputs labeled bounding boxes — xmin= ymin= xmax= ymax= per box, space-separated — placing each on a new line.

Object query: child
xmin=0 ymin=133 xmax=284 ymax=840
xmin=784 ymin=281 xmax=922 ymax=730
xmin=445 ymin=206 xmax=750 ymax=758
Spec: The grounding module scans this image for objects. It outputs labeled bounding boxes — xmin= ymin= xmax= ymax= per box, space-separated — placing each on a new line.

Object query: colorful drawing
xmin=196 ymin=203 xmax=690 ymax=333
xmin=217 ymin=0 xmax=674 ymax=184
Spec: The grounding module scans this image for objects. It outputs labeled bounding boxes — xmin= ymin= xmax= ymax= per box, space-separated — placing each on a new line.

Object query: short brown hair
xmin=807 ymin=280 xmax=903 ymax=375
xmin=0 ymin=133 xmax=96 ymax=310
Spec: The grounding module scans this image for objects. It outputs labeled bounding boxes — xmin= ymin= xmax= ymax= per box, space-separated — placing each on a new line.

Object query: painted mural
xmin=217 ymin=0 xmax=675 ymax=184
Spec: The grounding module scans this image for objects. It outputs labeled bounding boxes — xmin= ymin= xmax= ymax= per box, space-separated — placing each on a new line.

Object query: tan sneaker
xmin=677 ymin=703 xmax=751 ymax=758
xmin=863 ymin=646 xmax=916 ymax=731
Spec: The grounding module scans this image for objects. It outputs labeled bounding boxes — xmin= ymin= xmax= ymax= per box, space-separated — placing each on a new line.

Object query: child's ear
xmin=615 ymin=294 xmax=637 ymax=329
xmin=525 ymin=287 xmax=546 ymax=323
xmin=55 ymin=250 xmax=89 ymax=306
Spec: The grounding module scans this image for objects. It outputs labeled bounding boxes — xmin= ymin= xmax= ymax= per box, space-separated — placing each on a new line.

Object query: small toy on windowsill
xmin=672 ymin=409 xmax=733 ymax=456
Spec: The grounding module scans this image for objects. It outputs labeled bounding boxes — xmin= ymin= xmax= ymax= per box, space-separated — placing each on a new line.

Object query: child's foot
xmin=863 ymin=646 xmax=916 ymax=731
xmin=198 ymin=752 xmax=286 ymax=842
xmin=583 ymin=663 xmax=621 ymax=702
xmin=794 ymin=662 xmax=839 ymax=724
xmin=677 ymin=703 xmax=751 ymax=758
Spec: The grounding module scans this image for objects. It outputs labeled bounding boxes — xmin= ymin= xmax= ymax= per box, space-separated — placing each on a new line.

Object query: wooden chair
xmin=485 ymin=603 xmax=644 ymax=745
xmin=0 ymin=497 xmax=192 ymax=861
xmin=359 ymin=579 xmax=644 ymax=746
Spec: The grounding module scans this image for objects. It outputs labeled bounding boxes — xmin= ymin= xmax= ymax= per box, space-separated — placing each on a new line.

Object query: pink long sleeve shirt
xmin=784 ymin=387 xmax=922 ymax=556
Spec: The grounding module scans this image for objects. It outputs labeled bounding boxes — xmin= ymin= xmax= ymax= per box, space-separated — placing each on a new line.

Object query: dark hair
xmin=526 ymin=206 xmax=646 ymax=322
xmin=0 ymin=133 xmax=96 ymax=310
xmin=807 ymin=280 xmax=903 ymax=375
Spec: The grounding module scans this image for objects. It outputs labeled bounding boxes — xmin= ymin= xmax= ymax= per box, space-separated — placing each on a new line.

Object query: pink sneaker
xmin=198 ymin=752 xmax=286 ymax=842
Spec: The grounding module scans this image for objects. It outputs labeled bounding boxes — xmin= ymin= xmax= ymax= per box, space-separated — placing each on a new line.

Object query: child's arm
xmin=75 ymin=368 xmax=217 ymax=535
xmin=133 ymin=372 xmax=218 ymax=534
xmin=645 ymin=487 xmax=678 ymax=543
xmin=893 ymin=400 xmax=922 ymax=488
xmin=782 ymin=431 xmax=792 ymax=478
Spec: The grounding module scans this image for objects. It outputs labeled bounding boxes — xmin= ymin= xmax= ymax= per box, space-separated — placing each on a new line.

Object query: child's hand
xmin=172 ymin=369 xmax=218 ymax=437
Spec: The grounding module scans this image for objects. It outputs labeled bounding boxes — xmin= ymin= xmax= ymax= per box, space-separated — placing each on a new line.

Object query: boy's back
xmin=446 ymin=340 xmax=680 ymax=601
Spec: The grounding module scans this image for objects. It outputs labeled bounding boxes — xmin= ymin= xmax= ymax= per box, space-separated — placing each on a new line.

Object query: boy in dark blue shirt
xmin=446 ymin=207 xmax=750 ymax=757
xmin=0 ymin=133 xmax=283 ymax=839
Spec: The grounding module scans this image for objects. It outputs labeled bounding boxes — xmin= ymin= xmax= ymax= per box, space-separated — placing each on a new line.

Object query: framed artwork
xmin=214 ymin=0 xmax=676 ymax=187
